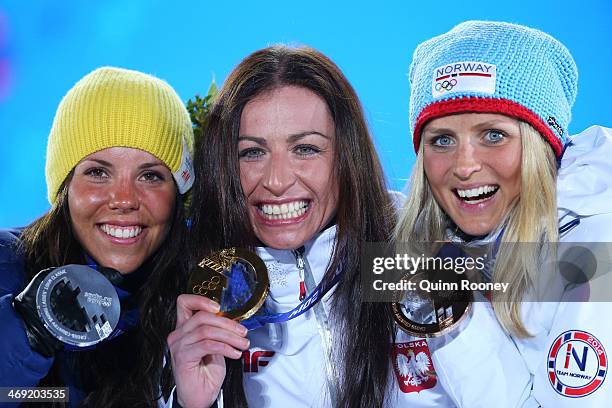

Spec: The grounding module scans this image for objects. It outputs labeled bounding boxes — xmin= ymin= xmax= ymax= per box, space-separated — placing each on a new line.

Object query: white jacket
xmin=517 ymin=125 xmax=612 ymax=407
xmin=244 ymin=226 xmax=532 ymax=407
xmin=177 ymin=127 xmax=612 ymax=408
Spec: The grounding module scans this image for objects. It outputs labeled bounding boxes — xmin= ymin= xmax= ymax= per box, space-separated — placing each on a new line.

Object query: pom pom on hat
xmin=45 ymin=67 xmax=194 ymax=203
xmin=409 ymin=21 xmax=578 ymax=157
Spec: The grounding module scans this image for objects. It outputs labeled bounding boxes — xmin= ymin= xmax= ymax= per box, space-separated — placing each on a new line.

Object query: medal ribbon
xmin=85 ymin=256 xmax=138 ymax=340
xmin=241 ymin=265 xmax=342 ymax=330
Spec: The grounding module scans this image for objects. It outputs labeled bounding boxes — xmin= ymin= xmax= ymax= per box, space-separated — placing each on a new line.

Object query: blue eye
xmin=485 ymin=130 xmax=505 ymax=143
xmin=294 ymin=144 xmax=321 ymax=156
xmin=432 ymin=135 xmax=454 ymax=147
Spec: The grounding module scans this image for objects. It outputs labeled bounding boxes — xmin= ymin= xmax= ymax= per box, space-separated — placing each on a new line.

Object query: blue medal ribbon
xmin=82 ymin=256 xmax=139 ymax=342
xmin=241 ymin=266 xmax=342 ymax=331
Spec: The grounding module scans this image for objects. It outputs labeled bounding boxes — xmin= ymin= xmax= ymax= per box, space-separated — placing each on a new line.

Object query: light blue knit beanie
xmin=409 ymin=21 xmax=578 ymax=157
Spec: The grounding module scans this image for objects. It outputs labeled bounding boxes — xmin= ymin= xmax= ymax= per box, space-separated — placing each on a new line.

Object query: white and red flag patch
xmin=548 ymin=329 xmax=607 ymax=398
xmin=392 ymin=340 xmax=437 ymax=393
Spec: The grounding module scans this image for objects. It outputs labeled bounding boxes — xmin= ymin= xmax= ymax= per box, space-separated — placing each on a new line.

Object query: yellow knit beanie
xmin=45 ymin=66 xmax=194 ymax=203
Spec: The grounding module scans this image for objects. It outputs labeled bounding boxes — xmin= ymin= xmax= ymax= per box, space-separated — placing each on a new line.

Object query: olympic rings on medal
xmin=435 ymin=78 xmax=458 ymax=92
xmin=192 ymin=275 xmax=221 ymax=296
xmin=188 ymin=247 xmax=270 ymax=321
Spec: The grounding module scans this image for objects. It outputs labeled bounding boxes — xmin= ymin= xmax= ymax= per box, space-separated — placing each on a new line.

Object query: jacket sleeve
xmin=528 ymin=213 xmax=612 ymax=406
xmin=0 ymin=229 xmax=54 ymax=387
xmin=529 ymin=299 xmax=611 ymax=407
xmin=428 ymin=294 xmax=533 ymax=408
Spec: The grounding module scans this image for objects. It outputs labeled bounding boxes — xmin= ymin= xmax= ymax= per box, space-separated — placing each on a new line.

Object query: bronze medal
xmin=391 ymin=268 xmax=473 ymax=337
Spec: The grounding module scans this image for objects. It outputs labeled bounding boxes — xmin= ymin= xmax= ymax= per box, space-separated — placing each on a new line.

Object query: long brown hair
xmin=19 ymin=176 xmax=188 ymax=407
xmin=190 ymin=45 xmax=396 ymax=407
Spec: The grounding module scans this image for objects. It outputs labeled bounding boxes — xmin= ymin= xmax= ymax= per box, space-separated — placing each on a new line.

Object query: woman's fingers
xmin=172 ymin=339 xmax=245 ymax=364
xmin=175 ymin=294 xmax=220 ymax=327
xmin=168 ymin=297 xmax=250 ymax=363
xmin=169 ymin=295 xmax=246 ymax=408
xmin=178 ymin=308 xmax=247 ymax=336
xmin=170 ymin=323 xmax=250 ymax=351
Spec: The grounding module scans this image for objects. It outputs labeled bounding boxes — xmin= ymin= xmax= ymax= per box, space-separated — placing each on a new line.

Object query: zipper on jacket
xmin=291 ymin=245 xmax=338 ymax=405
xmin=293 ymin=246 xmax=307 ymax=301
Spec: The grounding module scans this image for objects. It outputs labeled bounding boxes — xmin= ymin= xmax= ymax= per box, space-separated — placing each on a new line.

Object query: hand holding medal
xmin=13 ymin=264 xmax=126 ymax=356
xmin=168 ymin=246 xmax=268 ymax=408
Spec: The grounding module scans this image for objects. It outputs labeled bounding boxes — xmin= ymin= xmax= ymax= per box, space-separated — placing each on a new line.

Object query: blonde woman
xmin=171 ymin=45 xmax=532 ymax=408
xmin=398 ymin=20 xmax=612 ymax=406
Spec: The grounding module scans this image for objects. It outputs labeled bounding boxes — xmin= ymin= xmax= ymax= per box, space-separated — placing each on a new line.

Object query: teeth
xmin=457 ymin=185 xmax=497 ymax=198
xmin=260 ymin=201 xmax=309 ymax=220
xmin=101 ymin=224 xmax=142 ymax=239
xmin=464 ymin=197 xmax=488 ymax=205
xmin=261 ymin=201 xmax=308 ymax=216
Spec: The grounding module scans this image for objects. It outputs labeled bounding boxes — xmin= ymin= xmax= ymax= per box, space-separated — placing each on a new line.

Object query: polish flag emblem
xmin=392 ymin=341 xmax=437 ymax=393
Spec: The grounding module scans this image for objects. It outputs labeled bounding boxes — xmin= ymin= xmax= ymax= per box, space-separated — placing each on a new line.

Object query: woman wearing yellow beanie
xmin=0 ymin=66 xmax=194 ymax=407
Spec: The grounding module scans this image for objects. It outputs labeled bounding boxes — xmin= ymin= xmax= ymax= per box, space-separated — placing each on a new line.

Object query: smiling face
xmin=68 ymin=147 xmax=176 ymax=274
xmin=422 ymin=113 xmax=522 ymax=237
xmin=238 ymin=85 xmax=339 ymax=250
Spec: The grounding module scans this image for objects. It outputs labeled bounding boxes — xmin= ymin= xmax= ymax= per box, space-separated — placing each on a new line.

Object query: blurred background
xmin=1 ymin=0 xmax=611 ymax=227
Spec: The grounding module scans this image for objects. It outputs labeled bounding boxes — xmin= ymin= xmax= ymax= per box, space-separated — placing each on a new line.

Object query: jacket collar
xmin=256 ymin=224 xmax=337 ymax=261
xmin=255 ymin=225 xmax=337 ymax=293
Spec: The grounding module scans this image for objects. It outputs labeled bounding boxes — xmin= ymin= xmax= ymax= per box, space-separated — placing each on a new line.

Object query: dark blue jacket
xmin=0 ymin=229 xmax=65 ymax=405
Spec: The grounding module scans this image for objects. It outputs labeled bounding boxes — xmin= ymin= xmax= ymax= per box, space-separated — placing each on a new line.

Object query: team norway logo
xmin=548 ymin=330 xmax=607 ymax=398
xmin=431 ymin=61 xmax=496 ymax=98
xmin=392 ymin=341 xmax=437 ymax=393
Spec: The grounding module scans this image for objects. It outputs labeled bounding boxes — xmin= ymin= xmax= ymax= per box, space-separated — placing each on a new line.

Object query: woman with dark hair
xmin=169 ymin=45 xmax=395 ymax=408
xmin=0 ymin=67 xmax=194 ymax=407
xmin=169 ymin=45 xmax=528 ymax=408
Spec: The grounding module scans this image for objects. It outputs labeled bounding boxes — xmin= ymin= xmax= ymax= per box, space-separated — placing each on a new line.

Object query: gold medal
xmin=187 ymin=248 xmax=269 ymax=321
